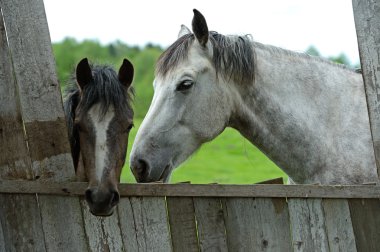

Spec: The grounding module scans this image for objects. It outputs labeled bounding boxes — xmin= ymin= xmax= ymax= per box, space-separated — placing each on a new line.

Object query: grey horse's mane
xmin=156 ymin=31 xmax=256 ymax=85
xmin=253 ymin=41 xmax=357 ymax=73
xmin=156 ymin=31 xmax=357 ymax=86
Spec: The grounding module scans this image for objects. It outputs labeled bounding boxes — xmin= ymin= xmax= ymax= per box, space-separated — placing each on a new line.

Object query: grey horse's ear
xmin=178 ymin=24 xmax=191 ymax=38
xmin=192 ymin=9 xmax=209 ymax=47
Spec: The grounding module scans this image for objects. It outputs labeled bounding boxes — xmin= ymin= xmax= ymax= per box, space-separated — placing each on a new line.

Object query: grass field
xmin=121 ymin=119 xmax=287 ymax=184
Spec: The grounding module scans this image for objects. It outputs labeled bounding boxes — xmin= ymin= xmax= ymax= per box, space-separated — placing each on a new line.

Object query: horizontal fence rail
xmin=0 ymin=181 xmax=380 ymax=198
xmin=2 ymin=182 xmax=380 ymax=251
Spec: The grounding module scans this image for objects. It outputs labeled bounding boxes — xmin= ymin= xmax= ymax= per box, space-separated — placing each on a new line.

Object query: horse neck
xmin=229 ymin=43 xmax=376 ymax=184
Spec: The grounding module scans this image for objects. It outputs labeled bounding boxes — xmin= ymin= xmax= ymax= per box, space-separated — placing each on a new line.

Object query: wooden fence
xmin=0 ymin=0 xmax=380 ymax=251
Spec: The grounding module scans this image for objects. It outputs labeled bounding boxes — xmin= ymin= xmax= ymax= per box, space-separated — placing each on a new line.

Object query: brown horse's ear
xmin=192 ymin=9 xmax=209 ymax=47
xmin=76 ymin=58 xmax=93 ymax=89
xmin=118 ymin=58 xmax=134 ymax=88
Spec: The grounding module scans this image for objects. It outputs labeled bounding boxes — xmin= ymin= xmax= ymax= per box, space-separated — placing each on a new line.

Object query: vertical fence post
xmin=0 ymin=7 xmax=47 ymax=251
xmin=0 ymin=0 xmax=88 ymax=250
xmin=352 ymin=0 xmax=380 ymax=181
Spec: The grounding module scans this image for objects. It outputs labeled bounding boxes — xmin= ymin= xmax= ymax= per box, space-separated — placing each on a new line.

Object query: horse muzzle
xmin=85 ymin=187 xmax=120 ymax=216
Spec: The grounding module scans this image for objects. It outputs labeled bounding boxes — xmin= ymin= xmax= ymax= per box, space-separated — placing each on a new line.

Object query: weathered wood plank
xmin=118 ymin=198 xmax=139 ymax=251
xmin=0 ymin=6 xmax=46 ymax=252
xmin=166 ymin=197 xmax=198 ymax=252
xmin=193 ymin=197 xmax=227 ymax=251
xmin=128 ymin=197 xmax=172 ymax=251
xmin=0 ymin=1 xmax=88 ymax=250
xmin=352 ymin=0 xmax=380 ymax=178
xmin=322 ymin=199 xmax=356 ymax=252
xmin=0 ymin=194 xmax=46 ymax=252
xmin=349 ymin=199 xmax=380 ymax=251
xmin=223 ymin=198 xmax=291 ymax=251
xmin=0 ymin=0 xmax=73 ymax=180
xmin=0 ymin=0 xmax=32 ymax=181
xmin=288 ymin=199 xmax=329 ymax=251
xmin=80 ymin=199 xmax=124 ymax=252
xmin=0 ymin=217 xmax=5 ymax=252
xmin=2 ymin=181 xmax=380 ymax=198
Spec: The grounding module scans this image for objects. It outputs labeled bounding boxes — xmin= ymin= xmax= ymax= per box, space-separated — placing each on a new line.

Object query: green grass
xmin=121 ymin=118 xmax=286 ymax=184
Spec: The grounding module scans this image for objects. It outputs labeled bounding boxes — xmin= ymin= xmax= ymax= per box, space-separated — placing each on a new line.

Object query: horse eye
xmin=176 ymin=80 xmax=194 ymax=91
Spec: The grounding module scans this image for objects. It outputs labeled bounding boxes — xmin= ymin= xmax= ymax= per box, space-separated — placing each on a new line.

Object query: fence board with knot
xmin=1 ymin=0 xmax=380 ymax=251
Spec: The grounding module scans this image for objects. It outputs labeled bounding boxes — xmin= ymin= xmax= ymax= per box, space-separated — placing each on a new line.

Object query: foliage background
xmin=54 ymin=38 xmax=356 ymax=184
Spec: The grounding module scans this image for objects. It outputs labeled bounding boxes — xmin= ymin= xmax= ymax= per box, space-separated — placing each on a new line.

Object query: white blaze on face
xmin=88 ymin=104 xmax=115 ymax=182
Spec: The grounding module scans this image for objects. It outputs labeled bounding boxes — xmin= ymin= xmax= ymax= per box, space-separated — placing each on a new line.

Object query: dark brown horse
xmin=64 ymin=58 xmax=134 ymax=216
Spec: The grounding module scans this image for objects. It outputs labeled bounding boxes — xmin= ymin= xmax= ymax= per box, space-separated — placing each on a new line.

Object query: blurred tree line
xmin=53 ymin=38 xmax=358 ymax=119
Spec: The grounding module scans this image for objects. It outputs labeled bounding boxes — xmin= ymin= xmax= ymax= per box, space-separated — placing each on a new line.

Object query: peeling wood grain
xmin=129 ymin=197 xmax=172 ymax=251
xmin=223 ymin=198 xmax=291 ymax=251
xmin=0 ymin=0 xmax=88 ymax=250
xmin=0 ymin=6 xmax=46 ymax=252
xmin=167 ymin=197 xmax=199 ymax=252
xmin=0 ymin=194 xmax=46 ymax=252
xmin=349 ymin=199 xmax=380 ymax=251
xmin=80 ymin=199 xmax=123 ymax=252
xmin=118 ymin=198 xmax=139 ymax=251
xmin=0 ymin=0 xmax=33 ymax=180
xmin=0 ymin=216 xmax=5 ymax=252
xmin=288 ymin=199 xmax=329 ymax=251
xmin=322 ymin=199 xmax=356 ymax=251
xmin=25 ymin=119 xmax=71 ymax=162
xmin=193 ymin=197 xmax=227 ymax=251
xmin=352 ymin=0 xmax=380 ymax=179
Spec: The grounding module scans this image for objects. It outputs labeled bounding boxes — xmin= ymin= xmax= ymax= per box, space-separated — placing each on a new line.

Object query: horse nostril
xmin=85 ymin=188 xmax=94 ymax=204
xmin=136 ymin=159 xmax=149 ymax=176
xmin=110 ymin=190 xmax=120 ymax=207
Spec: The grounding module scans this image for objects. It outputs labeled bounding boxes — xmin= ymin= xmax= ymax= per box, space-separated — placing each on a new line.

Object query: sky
xmin=43 ymin=0 xmax=360 ymax=65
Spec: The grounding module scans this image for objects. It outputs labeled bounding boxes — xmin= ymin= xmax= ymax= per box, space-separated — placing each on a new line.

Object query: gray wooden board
xmin=223 ymin=197 xmax=291 ymax=252
xmin=3 ymin=181 xmax=380 ymax=198
xmin=128 ymin=197 xmax=172 ymax=252
xmin=0 ymin=0 xmax=88 ymax=250
xmin=193 ymin=197 xmax=228 ymax=251
xmin=118 ymin=198 xmax=139 ymax=251
xmin=322 ymin=199 xmax=356 ymax=252
xmin=0 ymin=6 xmax=46 ymax=252
xmin=352 ymin=0 xmax=380 ymax=177
xmin=0 ymin=194 xmax=46 ymax=252
xmin=0 ymin=6 xmax=33 ymax=180
xmin=348 ymin=199 xmax=380 ymax=251
xmin=80 ymin=199 xmax=124 ymax=252
xmin=166 ymin=197 xmax=199 ymax=252
xmin=35 ymin=196 xmax=88 ymax=252
xmin=0 ymin=0 xmax=65 ymax=122
xmin=0 ymin=215 xmax=5 ymax=252
xmin=0 ymin=0 xmax=74 ymax=180
xmin=288 ymin=199 xmax=329 ymax=252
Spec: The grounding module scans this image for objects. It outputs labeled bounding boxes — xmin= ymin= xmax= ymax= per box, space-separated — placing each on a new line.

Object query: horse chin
xmin=89 ymin=206 xmax=115 ymax=217
xmin=157 ymin=164 xmax=173 ymax=183
xmin=90 ymin=209 xmax=114 ymax=217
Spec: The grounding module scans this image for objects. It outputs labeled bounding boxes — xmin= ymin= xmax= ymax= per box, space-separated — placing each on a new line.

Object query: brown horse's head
xmin=64 ymin=58 xmax=134 ymax=216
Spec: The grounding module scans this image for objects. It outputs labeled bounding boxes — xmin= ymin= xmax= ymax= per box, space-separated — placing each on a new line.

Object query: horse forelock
xmin=156 ymin=31 xmax=256 ymax=86
xmin=67 ymin=64 xmax=134 ymax=120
